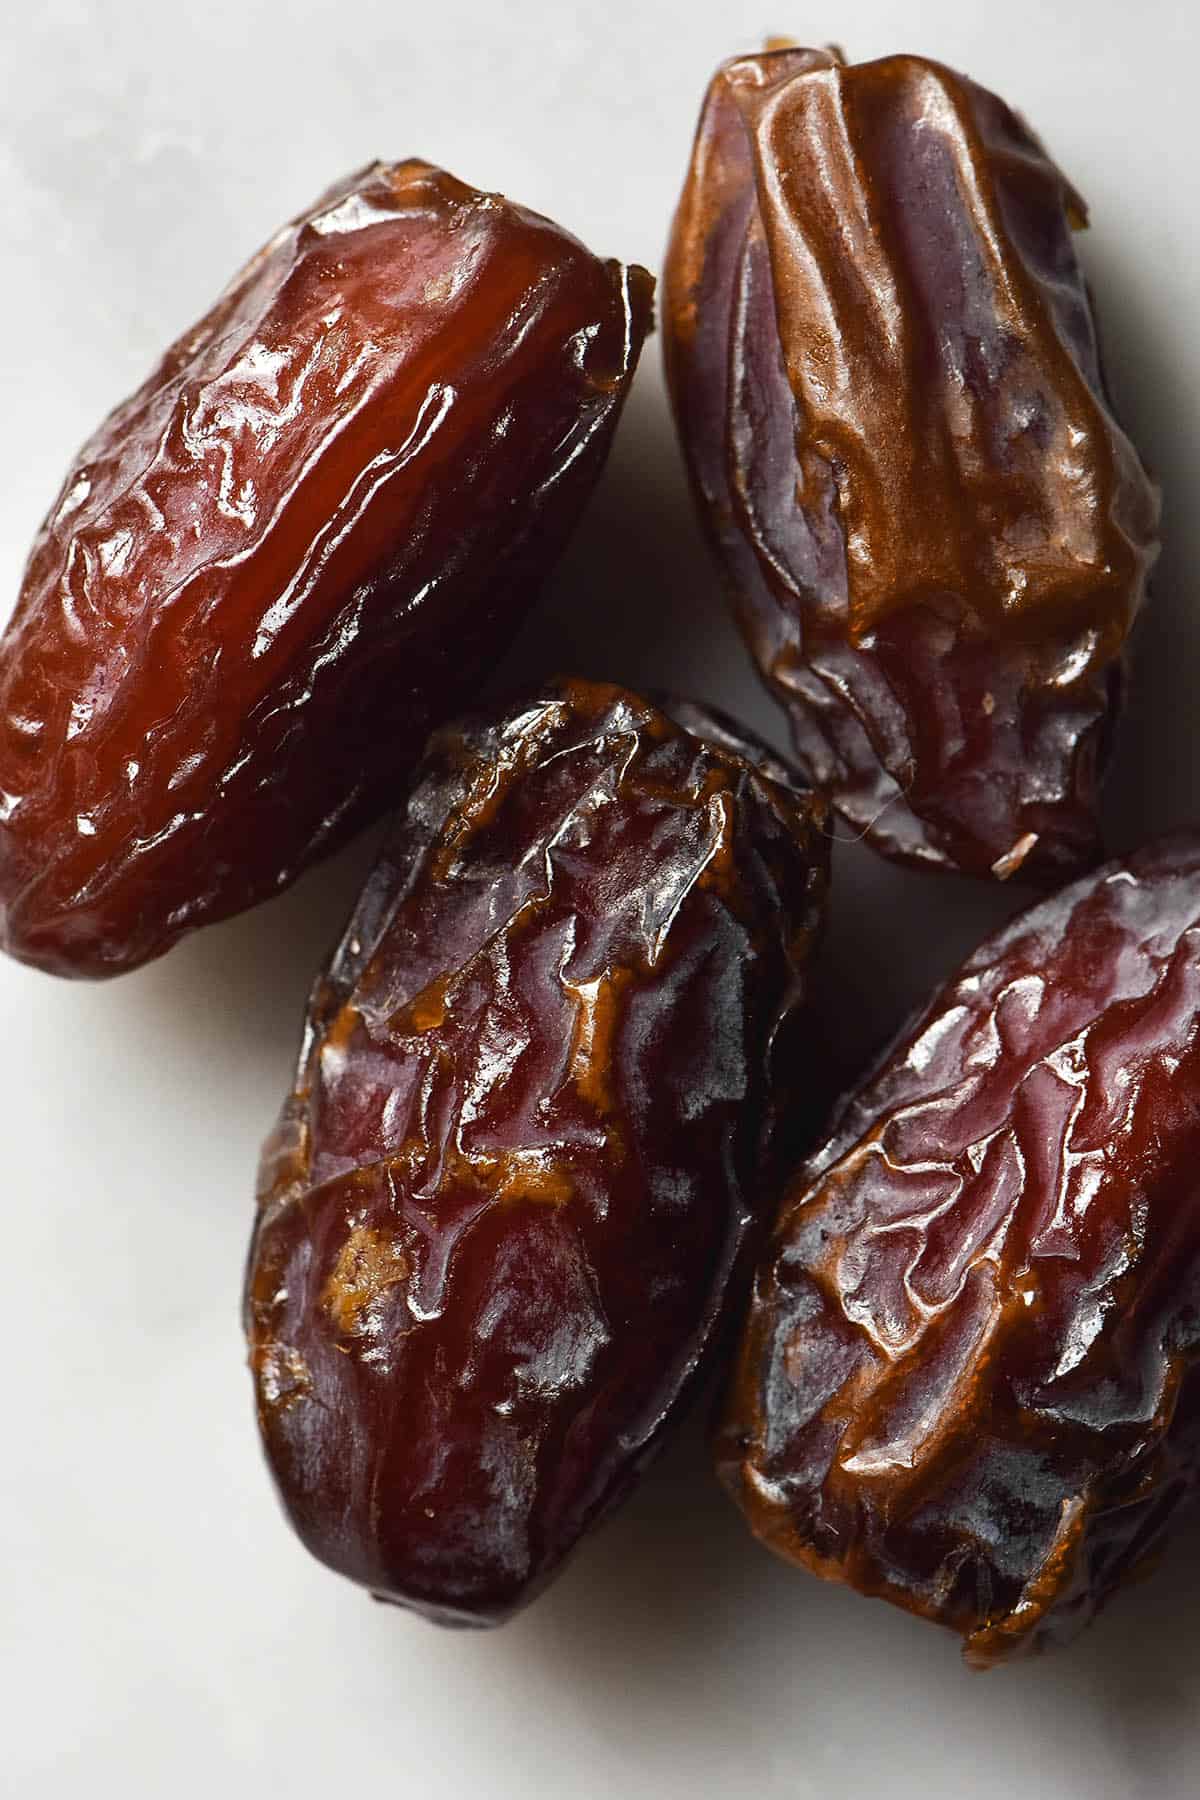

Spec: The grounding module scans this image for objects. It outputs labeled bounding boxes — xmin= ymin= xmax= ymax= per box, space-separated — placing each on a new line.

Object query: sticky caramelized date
xmin=663 ymin=46 xmax=1160 ymax=881
xmin=245 ymin=678 xmax=828 ymax=1624
xmin=718 ymin=832 xmax=1200 ymax=1665
xmin=0 ymin=162 xmax=651 ymax=977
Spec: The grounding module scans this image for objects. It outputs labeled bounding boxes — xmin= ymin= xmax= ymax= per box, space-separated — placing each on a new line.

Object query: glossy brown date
xmin=663 ymin=46 xmax=1160 ymax=881
xmin=0 ymin=161 xmax=651 ymax=977
xmin=718 ymin=831 xmax=1200 ymax=1665
xmin=245 ymin=678 xmax=829 ymax=1625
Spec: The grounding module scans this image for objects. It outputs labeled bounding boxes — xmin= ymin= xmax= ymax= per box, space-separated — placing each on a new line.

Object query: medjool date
xmin=663 ymin=46 xmax=1160 ymax=881
xmin=245 ymin=678 xmax=828 ymax=1624
xmin=719 ymin=831 xmax=1200 ymax=1664
xmin=0 ymin=160 xmax=651 ymax=977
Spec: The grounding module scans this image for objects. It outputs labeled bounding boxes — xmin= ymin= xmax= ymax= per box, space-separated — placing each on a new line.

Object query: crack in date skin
xmin=0 ymin=160 xmax=652 ymax=977
xmin=663 ymin=46 xmax=1160 ymax=881
xmin=245 ymin=677 xmax=829 ymax=1626
xmin=718 ymin=832 xmax=1200 ymax=1665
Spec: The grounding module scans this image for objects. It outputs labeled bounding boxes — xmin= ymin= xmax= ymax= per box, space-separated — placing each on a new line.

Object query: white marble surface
xmin=3 ymin=3 xmax=1199 ymax=1795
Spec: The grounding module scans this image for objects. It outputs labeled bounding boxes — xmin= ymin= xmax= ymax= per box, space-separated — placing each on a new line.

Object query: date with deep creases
xmin=0 ymin=161 xmax=651 ymax=976
xmin=245 ymin=678 xmax=829 ymax=1625
xmin=719 ymin=831 xmax=1200 ymax=1665
xmin=664 ymin=46 xmax=1160 ymax=882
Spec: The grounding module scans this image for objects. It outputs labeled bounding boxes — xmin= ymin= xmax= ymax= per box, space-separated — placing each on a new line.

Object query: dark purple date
xmin=664 ymin=46 xmax=1160 ymax=881
xmin=719 ymin=832 xmax=1200 ymax=1664
xmin=245 ymin=678 xmax=829 ymax=1623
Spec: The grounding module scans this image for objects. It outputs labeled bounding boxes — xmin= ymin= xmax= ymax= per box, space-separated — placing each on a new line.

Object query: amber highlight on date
xmin=663 ymin=45 xmax=1160 ymax=881
xmin=245 ymin=678 xmax=829 ymax=1625
xmin=0 ymin=160 xmax=652 ymax=977
xmin=719 ymin=831 xmax=1200 ymax=1665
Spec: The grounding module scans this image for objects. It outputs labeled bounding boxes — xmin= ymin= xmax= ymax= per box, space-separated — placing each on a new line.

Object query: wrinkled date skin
xmin=245 ymin=678 xmax=828 ymax=1624
xmin=663 ymin=46 xmax=1160 ymax=881
xmin=0 ymin=162 xmax=652 ymax=977
xmin=718 ymin=832 xmax=1200 ymax=1665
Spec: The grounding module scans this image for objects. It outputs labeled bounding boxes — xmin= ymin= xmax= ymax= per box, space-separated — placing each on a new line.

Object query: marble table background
xmin=2 ymin=3 xmax=1198 ymax=1794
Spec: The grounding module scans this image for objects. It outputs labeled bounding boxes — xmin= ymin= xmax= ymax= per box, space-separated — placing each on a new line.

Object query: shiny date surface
xmin=663 ymin=46 xmax=1159 ymax=882
xmin=0 ymin=161 xmax=651 ymax=976
xmin=719 ymin=831 xmax=1200 ymax=1665
xmin=245 ymin=678 xmax=829 ymax=1624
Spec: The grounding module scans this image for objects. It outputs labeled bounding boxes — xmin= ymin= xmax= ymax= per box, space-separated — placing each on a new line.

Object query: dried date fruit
xmin=0 ymin=162 xmax=652 ymax=977
xmin=245 ymin=677 xmax=829 ymax=1624
xmin=663 ymin=46 xmax=1160 ymax=881
xmin=718 ymin=831 xmax=1200 ymax=1664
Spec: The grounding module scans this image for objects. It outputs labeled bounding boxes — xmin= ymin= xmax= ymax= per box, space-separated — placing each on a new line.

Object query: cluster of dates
xmin=3 ymin=44 xmax=1196 ymax=1668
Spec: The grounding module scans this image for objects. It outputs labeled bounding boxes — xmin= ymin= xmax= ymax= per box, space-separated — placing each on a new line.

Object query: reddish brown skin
xmin=0 ymin=161 xmax=652 ymax=978
xmin=719 ymin=832 xmax=1200 ymax=1665
xmin=663 ymin=47 xmax=1160 ymax=882
xmin=245 ymin=678 xmax=828 ymax=1625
